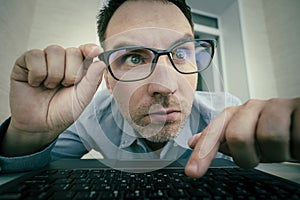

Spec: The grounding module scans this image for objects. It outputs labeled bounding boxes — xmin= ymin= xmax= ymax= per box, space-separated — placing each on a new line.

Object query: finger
xmin=257 ymin=99 xmax=292 ymax=162
xmin=188 ymin=132 xmax=202 ymax=148
xmin=225 ymin=100 xmax=264 ymax=168
xmin=79 ymin=44 xmax=102 ymax=75
xmin=62 ymin=47 xmax=83 ymax=86
xmin=72 ymin=60 xmax=106 ymax=117
xmin=185 ymin=107 xmax=238 ymax=178
xmin=23 ymin=49 xmax=47 ymax=87
xmin=291 ymin=98 xmax=300 ymax=160
xmin=44 ymin=45 xmax=65 ymax=88
xmin=79 ymin=43 xmax=101 ymax=59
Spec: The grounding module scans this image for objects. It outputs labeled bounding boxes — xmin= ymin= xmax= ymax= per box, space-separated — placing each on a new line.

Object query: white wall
xmin=238 ymin=0 xmax=278 ymax=99
xmin=262 ymin=0 xmax=300 ymax=98
xmin=27 ymin=0 xmax=101 ymax=49
xmin=0 ymin=0 xmax=101 ymax=122
xmin=238 ymin=0 xmax=300 ymax=99
xmin=0 ymin=0 xmax=37 ymax=122
xmin=220 ymin=0 xmax=250 ymax=102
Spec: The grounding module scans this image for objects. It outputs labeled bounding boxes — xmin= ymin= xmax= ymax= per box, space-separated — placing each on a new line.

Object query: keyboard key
xmin=0 ymin=167 xmax=299 ymax=200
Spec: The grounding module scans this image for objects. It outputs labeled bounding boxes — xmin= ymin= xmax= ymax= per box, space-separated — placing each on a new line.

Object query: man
xmin=0 ymin=0 xmax=299 ymax=178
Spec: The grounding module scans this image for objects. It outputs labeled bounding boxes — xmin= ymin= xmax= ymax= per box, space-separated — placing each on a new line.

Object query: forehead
xmin=104 ymin=0 xmax=193 ymax=49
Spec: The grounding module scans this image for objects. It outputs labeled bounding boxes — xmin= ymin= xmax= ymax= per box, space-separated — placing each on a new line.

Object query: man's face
xmin=103 ymin=0 xmax=197 ymax=143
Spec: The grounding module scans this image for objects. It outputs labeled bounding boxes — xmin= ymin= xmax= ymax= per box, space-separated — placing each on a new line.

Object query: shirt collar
xmin=119 ymin=120 xmax=138 ymax=149
xmin=173 ymin=118 xmax=193 ymax=149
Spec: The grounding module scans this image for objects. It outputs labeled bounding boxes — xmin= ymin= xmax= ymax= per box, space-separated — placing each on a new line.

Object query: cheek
xmin=187 ymin=74 xmax=198 ymax=91
xmin=178 ymin=73 xmax=197 ymax=98
xmin=110 ymin=80 xmax=146 ymax=118
xmin=177 ymin=74 xmax=197 ymax=110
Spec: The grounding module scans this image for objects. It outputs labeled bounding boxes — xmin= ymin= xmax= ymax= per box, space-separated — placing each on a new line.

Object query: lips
xmin=147 ymin=108 xmax=181 ymax=122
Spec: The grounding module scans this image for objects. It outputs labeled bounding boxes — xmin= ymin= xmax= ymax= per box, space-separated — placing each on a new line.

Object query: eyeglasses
xmin=98 ymin=39 xmax=216 ymax=82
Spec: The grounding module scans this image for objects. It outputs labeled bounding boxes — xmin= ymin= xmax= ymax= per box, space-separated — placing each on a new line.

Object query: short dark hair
xmin=96 ymin=0 xmax=193 ymax=43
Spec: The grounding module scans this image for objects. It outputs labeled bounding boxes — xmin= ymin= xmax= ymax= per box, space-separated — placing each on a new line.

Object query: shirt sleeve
xmin=50 ymin=124 xmax=89 ymax=161
xmin=0 ymin=118 xmax=88 ymax=173
xmin=0 ymin=118 xmax=55 ymax=173
xmin=0 ymin=141 xmax=56 ymax=173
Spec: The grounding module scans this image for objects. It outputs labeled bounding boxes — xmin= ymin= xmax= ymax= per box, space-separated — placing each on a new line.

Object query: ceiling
xmin=186 ymin=0 xmax=236 ymax=15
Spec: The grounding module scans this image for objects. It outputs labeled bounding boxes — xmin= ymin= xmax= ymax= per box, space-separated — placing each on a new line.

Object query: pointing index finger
xmin=185 ymin=106 xmax=238 ymax=178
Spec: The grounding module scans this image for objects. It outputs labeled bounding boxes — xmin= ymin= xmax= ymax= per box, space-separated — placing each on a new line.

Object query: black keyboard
xmin=0 ymin=167 xmax=299 ymax=200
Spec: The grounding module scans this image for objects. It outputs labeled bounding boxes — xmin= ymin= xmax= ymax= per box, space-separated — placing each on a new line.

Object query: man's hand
xmin=185 ymin=98 xmax=300 ymax=178
xmin=1 ymin=44 xmax=106 ymax=156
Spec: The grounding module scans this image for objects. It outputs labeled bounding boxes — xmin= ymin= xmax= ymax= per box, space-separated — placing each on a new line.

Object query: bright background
xmin=0 ymin=0 xmax=300 ymax=122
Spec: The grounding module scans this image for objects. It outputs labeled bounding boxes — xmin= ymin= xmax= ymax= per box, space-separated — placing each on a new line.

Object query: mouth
xmin=147 ymin=108 xmax=181 ymax=123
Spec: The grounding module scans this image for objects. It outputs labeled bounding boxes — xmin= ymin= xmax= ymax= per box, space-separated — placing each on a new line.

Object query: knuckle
xmin=44 ymin=44 xmax=65 ymax=54
xmin=223 ymin=106 xmax=238 ymax=115
xmin=32 ymin=70 xmax=47 ymax=79
xmin=66 ymin=47 xmax=82 ymax=57
xmin=26 ymin=49 xmax=43 ymax=59
xmin=226 ymin=131 xmax=250 ymax=146
xmin=293 ymin=97 xmax=300 ymax=106
xmin=265 ymin=98 xmax=286 ymax=109
xmin=264 ymin=98 xmax=292 ymax=112
xmin=243 ymin=99 xmax=264 ymax=108
xmin=258 ymin=131 xmax=288 ymax=145
xmin=25 ymin=50 xmax=46 ymax=76
xmin=267 ymin=98 xmax=284 ymax=104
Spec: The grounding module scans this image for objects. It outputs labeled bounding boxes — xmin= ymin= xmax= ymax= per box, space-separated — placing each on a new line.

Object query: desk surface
xmin=1 ymin=161 xmax=300 ymax=186
xmin=256 ymin=162 xmax=300 ymax=184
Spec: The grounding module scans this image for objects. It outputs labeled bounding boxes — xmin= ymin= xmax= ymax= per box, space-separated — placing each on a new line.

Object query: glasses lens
xmin=195 ymin=40 xmax=214 ymax=71
xmin=104 ymin=40 xmax=215 ymax=81
xmin=171 ymin=40 xmax=214 ymax=73
xmin=108 ymin=48 xmax=155 ymax=81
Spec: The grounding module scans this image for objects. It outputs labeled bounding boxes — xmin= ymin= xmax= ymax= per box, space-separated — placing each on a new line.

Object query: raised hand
xmin=2 ymin=44 xmax=105 ymax=156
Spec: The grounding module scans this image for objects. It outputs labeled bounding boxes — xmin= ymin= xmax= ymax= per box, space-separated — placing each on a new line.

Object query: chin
xmin=137 ymin=122 xmax=183 ymax=143
xmin=145 ymin=133 xmax=177 ymax=143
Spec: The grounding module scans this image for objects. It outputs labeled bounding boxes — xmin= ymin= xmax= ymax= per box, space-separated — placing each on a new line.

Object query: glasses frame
xmin=98 ymin=39 xmax=217 ymax=82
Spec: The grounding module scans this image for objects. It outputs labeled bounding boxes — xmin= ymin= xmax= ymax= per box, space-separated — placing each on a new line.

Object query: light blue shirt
xmin=0 ymin=90 xmax=240 ymax=173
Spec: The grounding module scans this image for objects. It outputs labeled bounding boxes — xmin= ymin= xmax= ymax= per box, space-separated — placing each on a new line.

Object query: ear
xmin=104 ymin=70 xmax=113 ymax=94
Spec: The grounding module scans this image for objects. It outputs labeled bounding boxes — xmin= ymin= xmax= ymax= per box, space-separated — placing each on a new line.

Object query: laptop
xmin=0 ymin=158 xmax=299 ymax=199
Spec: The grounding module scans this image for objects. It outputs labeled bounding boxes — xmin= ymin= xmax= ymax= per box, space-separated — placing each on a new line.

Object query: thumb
xmin=72 ymin=60 xmax=106 ymax=117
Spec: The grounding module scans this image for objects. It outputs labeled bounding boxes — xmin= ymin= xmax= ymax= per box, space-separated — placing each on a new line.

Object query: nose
xmin=147 ymin=55 xmax=178 ymax=97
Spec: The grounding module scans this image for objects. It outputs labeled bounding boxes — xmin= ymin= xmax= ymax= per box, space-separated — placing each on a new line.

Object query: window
xmin=192 ymin=12 xmax=223 ymax=92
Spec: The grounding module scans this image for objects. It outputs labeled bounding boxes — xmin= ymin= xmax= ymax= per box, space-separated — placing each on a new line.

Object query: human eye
xmin=122 ymin=54 xmax=145 ymax=66
xmin=115 ymin=48 xmax=153 ymax=69
xmin=172 ymin=48 xmax=192 ymax=64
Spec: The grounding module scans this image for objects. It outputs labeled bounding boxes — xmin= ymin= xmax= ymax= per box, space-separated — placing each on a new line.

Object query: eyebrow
xmin=110 ymin=33 xmax=194 ymax=50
